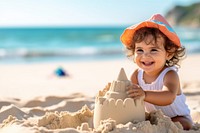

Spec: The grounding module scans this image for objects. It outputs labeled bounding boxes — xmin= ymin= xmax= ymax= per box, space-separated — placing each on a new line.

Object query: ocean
xmin=0 ymin=27 xmax=200 ymax=64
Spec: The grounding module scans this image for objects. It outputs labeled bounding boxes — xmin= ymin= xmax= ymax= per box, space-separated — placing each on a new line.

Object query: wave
xmin=0 ymin=27 xmax=199 ymax=63
xmin=0 ymin=47 xmax=124 ymax=59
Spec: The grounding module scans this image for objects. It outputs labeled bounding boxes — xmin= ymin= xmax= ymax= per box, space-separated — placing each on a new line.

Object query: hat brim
xmin=120 ymin=21 xmax=181 ymax=47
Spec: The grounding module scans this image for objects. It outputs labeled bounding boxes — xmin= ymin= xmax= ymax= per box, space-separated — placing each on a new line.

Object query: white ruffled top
xmin=137 ymin=67 xmax=191 ymax=120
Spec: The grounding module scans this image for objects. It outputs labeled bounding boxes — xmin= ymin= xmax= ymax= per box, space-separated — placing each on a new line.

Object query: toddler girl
xmin=121 ymin=14 xmax=193 ymax=130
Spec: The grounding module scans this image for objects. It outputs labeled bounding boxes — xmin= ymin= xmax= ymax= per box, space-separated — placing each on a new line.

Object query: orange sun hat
xmin=120 ymin=14 xmax=181 ymax=47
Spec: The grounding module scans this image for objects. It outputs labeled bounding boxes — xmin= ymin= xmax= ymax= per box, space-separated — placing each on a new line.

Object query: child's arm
xmin=145 ymin=70 xmax=180 ymax=105
xmin=127 ymin=70 xmax=180 ymax=106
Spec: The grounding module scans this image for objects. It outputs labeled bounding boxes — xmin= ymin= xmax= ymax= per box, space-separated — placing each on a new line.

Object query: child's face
xmin=134 ymin=35 xmax=170 ymax=75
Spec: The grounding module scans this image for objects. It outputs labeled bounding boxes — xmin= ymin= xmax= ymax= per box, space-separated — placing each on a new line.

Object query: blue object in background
xmin=55 ymin=67 xmax=66 ymax=77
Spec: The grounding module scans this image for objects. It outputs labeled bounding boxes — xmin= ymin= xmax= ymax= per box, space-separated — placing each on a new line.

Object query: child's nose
xmin=143 ymin=52 xmax=151 ymax=57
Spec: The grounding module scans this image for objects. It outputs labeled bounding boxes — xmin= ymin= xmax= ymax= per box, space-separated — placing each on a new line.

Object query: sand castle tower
xmin=93 ymin=68 xmax=145 ymax=128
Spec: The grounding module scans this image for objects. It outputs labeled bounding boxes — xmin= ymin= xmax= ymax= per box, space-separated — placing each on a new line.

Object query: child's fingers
xmin=126 ymin=84 xmax=140 ymax=90
xmin=127 ymin=91 xmax=139 ymax=96
xmin=131 ymin=95 xmax=141 ymax=100
xmin=127 ymin=91 xmax=142 ymax=99
xmin=126 ymin=88 xmax=138 ymax=94
xmin=126 ymin=85 xmax=145 ymax=99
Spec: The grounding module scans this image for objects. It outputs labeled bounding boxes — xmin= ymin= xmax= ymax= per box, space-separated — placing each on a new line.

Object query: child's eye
xmin=151 ymin=49 xmax=158 ymax=53
xmin=136 ymin=49 xmax=143 ymax=54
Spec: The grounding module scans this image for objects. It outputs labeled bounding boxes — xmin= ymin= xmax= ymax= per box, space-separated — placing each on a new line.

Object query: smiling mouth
xmin=142 ymin=61 xmax=154 ymax=66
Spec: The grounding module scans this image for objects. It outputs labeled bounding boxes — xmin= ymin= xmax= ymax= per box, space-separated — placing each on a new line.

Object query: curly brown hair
xmin=125 ymin=27 xmax=186 ymax=67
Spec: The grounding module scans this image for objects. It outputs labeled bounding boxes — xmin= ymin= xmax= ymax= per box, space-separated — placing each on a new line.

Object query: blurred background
xmin=0 ymin=0 xmax=200 ymax=64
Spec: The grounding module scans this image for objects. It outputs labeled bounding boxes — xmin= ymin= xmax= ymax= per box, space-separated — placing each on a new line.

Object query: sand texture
xmin=0 ymin=55 xmax=200 ymax=132
xmin=0 ymin=94 xmax=200 ymax=133
xmin=93 ymin=68 xmax=145 ymax=128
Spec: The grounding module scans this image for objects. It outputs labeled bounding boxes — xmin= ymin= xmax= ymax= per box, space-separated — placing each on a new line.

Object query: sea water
xmin=0 ymin=26 xmax=199 ymax=64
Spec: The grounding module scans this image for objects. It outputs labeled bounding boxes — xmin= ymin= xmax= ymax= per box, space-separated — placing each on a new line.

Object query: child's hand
xmin=126 ymin=84 xmax=145 ymax=99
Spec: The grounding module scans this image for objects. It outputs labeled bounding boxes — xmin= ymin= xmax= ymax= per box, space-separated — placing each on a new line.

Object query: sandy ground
xmin=0 ymin=54 xmax=200 ymax=132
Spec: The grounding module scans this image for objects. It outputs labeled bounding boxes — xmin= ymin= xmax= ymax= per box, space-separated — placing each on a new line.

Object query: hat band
xmin=151 ymin=20 xmax=175 ymax=33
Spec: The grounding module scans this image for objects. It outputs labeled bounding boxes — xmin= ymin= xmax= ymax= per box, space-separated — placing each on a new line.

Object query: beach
xmin=0 ymin=54 xmax=200 ymax=133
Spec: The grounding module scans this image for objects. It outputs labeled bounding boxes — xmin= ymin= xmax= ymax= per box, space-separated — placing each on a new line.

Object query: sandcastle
xmin=93 ymin=68 xmax=145 ymax=128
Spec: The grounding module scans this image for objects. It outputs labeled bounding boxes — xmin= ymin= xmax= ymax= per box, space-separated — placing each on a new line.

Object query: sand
xmin=0 ymin=55 xmax=200 ymax=133
xmin=93 ymin=68 xmax=145 ymax=128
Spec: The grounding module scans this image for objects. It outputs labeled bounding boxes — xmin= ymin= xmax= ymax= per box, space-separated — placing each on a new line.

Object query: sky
xmin=0 ymin=0 xmax=199 ymax=27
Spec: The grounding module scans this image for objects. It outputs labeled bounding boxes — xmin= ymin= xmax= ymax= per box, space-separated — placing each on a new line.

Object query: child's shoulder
xmin=132 ymin=68 xmax=140 ymax=75
xmin=164 ymin=67 xmax=179 ymax=81
xmin=130 ymin=68 xmax=140 ymax=83
xmin=164 ymin=66 xmax=178 ymax=74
